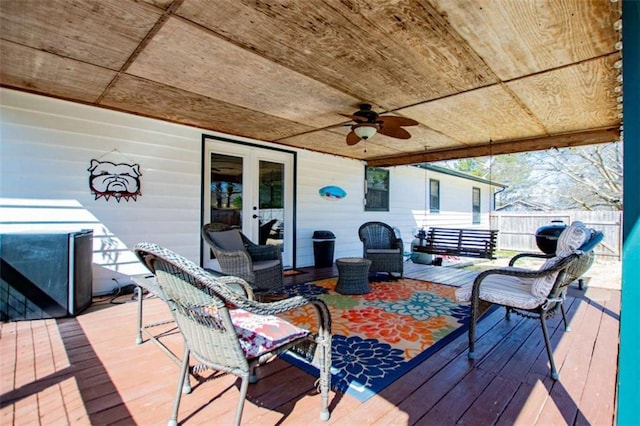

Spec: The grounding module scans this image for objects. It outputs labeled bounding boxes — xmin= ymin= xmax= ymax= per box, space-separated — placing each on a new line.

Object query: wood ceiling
xmin=0 ymin=0 xmax=622 ymax=166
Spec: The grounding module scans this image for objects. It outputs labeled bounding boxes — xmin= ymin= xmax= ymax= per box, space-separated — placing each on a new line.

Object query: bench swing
xmin=412 ymin=142 xmax=500 ymax=263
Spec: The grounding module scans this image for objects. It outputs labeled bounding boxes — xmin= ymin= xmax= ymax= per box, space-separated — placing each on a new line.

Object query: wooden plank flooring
xmin=0 ymin=262 xmax=620 ymax=425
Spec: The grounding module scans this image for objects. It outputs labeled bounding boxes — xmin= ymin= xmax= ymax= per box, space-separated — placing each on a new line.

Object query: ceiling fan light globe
xmin=354 ymin=124 xmax=377 ymax=140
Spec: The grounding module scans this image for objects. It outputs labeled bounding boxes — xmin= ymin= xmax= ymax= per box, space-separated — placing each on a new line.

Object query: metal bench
xmin=414 ymin=227 xmax=498 ymax=260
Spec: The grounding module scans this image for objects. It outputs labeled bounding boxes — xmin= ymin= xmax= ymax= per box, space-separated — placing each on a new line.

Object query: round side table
xmin=335 ymin=257 xmax=372 ymax=294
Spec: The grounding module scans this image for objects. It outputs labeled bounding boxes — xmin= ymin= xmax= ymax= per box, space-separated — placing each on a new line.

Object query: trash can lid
xmin=312 ymin=230 xmax=335 ymax=239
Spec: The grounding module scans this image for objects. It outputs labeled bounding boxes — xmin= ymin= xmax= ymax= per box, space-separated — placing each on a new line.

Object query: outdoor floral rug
xmin=278 ymin=276 xmax=486 ymax=402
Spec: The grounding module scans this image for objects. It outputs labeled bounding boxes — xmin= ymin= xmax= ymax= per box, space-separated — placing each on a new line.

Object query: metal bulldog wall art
xmin=88 ymin=159 xmax=142 ymax=202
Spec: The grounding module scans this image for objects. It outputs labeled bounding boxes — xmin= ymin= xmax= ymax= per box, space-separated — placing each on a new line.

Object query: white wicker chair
xmin=134 ymin=242 xmax=332 ymax=426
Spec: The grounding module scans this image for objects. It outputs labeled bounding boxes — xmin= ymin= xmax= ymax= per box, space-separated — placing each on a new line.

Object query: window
xmin=429 ymin=179 xmax=440 ymax=213
xmin=365 ymin=167 xmax=389 ymax=211
xmin=472 ymin=187 xmax=481 ymax=224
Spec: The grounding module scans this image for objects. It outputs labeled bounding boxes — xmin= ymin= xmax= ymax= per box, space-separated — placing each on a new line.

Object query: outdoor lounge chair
xmin=134 ymin=242 xmax=332 ymax=426
xmin=358 ymin=221 xmax=404 ymax=278
xmin=202 ymin=223 xmax=283 ymax=292
xmin=455 ymin=221 xmax=603 ymax=380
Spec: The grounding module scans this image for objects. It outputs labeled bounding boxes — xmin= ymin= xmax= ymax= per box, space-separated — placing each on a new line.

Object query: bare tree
xmin=534 ymin=143 xmax=622 ymax=210
xmin=435 ymin=142 xmax=623 ymax=211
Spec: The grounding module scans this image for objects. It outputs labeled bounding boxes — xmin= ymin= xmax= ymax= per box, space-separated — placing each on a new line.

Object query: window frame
xmin=472 ymin=186 xmax=481 ymax=224
xmin=429 ymin=178 xmax=440 ymax=213
xmin=364 ymin=166 xmax=390 ymax=212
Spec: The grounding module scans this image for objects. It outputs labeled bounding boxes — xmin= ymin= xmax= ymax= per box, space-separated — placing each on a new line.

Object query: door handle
xmin=252 ymin=214 xmax=258 ymax=219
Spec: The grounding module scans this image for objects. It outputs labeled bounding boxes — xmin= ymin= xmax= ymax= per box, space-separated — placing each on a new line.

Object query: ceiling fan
xmin=341 ymin=103 xmax=419 ymax=146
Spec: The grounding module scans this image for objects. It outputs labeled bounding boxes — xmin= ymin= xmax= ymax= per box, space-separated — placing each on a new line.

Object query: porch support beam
xmin=366 ymin=127 xmax=620 ymax=167
xmin=618 ymin=1 xmax=639 ymax=424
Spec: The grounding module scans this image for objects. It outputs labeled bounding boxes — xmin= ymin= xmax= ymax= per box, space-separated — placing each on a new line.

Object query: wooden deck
xmin=1 ymin=262 xmax=620 ymax=425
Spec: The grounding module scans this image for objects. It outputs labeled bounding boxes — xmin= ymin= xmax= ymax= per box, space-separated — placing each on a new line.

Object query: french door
xmin=202 ymin=137 xmax=295 ymax=268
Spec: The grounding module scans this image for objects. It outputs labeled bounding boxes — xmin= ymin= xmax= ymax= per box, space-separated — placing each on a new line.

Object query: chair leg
xmin=234 ymin=375 xmax=250 ymax=426
xmin=468 ymin=304 xmax=478 ymax=360
xmin=560 ymin=304 xmax=571 ymax=332
xmin=318 ymin=338 xmax=331 ymax=421
xmin=249 ymin=366 xmax=258 ymax=384
xmin=539 ymin=315 xmax=559 ymax=381
xmin=505 ymin=306 xmax=511 ymax=320
xmin=168 ymin=347 xmax=190 ymax=426
xmin=135 ymin=285 xmax=144 ymax=345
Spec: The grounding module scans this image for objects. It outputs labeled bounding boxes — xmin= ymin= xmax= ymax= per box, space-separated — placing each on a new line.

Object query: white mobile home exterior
xmin=1 ymin=89 xmax=499 ymax=294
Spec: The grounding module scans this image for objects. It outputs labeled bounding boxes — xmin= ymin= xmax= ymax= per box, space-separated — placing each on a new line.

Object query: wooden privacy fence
xmin=489 ymin=211 xmax=622 ymax=259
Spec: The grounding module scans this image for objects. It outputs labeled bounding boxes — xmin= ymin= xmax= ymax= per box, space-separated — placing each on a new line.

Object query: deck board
xmin=0 ymin=262 xmax=620 ymax=425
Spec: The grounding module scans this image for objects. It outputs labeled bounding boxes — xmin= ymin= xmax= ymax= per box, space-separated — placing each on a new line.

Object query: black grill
xmin=535 ymin=221 xmax=567 ymax=254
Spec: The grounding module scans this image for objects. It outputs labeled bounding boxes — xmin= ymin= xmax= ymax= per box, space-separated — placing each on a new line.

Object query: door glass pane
xmin=258 ymin=160 xmax=284 ymax=248
xmin=210 ymin=153 xmax=243 ymax=229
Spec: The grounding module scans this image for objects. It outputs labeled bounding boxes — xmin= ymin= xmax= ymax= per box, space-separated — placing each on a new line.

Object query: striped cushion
xmin=530 ymin=221 xmax=588 ymax=298
xmin=530 ymin=256 xmax=561 ymax=298
xmin=556 ymin=221 xmax=589 ymax=256
xmin=455 ymin=270 xmax=546 ymax=310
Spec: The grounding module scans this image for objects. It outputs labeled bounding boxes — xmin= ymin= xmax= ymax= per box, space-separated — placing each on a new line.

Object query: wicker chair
xmin=202 ymin=223 xmax=283 ymax=292
xmin=455 ymin=222 xmax=603 ymax=380
xmin=134 ymin=242 xmax=332 ymax=426
xmin=358 ymin=221 xmax=404 ymax=278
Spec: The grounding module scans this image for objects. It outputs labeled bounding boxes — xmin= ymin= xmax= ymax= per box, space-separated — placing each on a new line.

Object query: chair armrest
xmin=232 ymin=294 xmax=332 ymax=367
xmin=247 ymin=244 xmax=281 ymax=262
xmin=200 ymin=274 xmax=330 ymax=336
xmin=509 ymin=252 xmax=554 ymax=266
xmin=473 ymin=253 xmax=579 ymax=294
xmin=392 ymin=238 xmax=404 ymax=251
xmin=213 ymin=275 xmax=257 ymax=300
xmin=232 ymin=295 xmax=332 ymax=355
xmin=214 ymin=250 xmax=255 ymax=282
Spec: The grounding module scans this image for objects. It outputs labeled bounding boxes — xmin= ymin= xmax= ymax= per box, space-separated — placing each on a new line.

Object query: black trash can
xmin=312 ymin=230 xmax=336 ymax=268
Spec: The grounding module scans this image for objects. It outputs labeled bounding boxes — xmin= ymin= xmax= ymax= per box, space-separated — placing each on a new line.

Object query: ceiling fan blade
xmin=340 ymin=113 xmax=369 ymax=123
xmin=378 ymin=115 xmax=419 ymax=127
xmin=378 ymin=125 xmax=412 ymax=139
xmin=346 ymin=131 xmax=361 ymax=145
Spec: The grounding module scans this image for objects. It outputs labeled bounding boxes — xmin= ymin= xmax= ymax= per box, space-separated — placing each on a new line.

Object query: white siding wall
xmin=1 ymin=89 xmax=496 ymax=294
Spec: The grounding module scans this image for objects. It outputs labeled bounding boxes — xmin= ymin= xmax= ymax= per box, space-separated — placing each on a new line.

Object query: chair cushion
xmin=211 ymin=229 xmax=245 ymax=251
xmin=556 ymin=221 xmax=589 ymax=256
xmin=252 ymin=259 xmax=281 ymax=271
xmin=230 ymin=309 xmax=309 ymax=359
xmin=580 ymin=230 xmax=603 ymax=252
xmin=455 ymin=272 xmax=546 ymax=310
xmin=530 ymin=256 xmax=562 ymax=298
xmin=530 ymin=221 xmax=589 ymax=298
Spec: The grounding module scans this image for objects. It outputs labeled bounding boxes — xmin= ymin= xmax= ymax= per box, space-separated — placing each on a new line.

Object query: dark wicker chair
xmin=202 ymin=223 xmax=283 ymax=292
xmin=455 ymin=222 xmax=603 ymax=380
xmin=358 ymin=221 xmax=404 ymax=278
xmin=134 ymin=242 xmax=332 ymax=426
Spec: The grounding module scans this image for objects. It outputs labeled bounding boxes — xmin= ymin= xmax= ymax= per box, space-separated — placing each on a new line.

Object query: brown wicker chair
xmin=358 ymin=221 xmax=404 ymax=278
xmin=202 ymin=223 xmax=283 ymax=292
xmin=455 ymin=222 xmax=603 ymax=380
xmin=134 ymin=242 xmax=332 ymax=426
